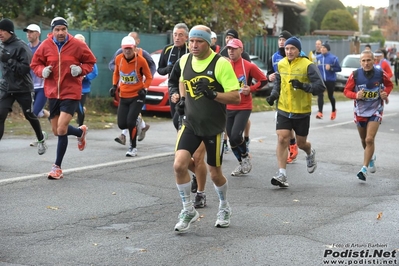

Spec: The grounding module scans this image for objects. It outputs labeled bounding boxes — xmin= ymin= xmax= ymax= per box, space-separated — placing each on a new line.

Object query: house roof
xmin=312 ymin=30 xmax=360 ymax=36
xmin=274 ymin=0 xmax=306 ymax=13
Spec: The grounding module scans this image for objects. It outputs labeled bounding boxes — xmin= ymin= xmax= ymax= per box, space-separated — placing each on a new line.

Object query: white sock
xmin=214 ymin=180 xmax=228 ymax=209
xmin=279 ymin=168 xmax=287 ymax=176
xmin=121 ymin=129 xmax=128 ymax=136
xmin=176 ymin=182 xmax=193 ymax=211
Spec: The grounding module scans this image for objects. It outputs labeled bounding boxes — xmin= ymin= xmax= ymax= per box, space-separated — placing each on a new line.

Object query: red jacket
xmin=31 ymin=33 xmax=96 ymax=100
xmin=227 ymin=58 xmax=267 ymax=110
xmin=374 ymin=59 xmax=393 ymax=79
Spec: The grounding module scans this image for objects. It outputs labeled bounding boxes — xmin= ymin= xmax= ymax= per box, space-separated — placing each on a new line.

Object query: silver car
xmin=335 ymin=54 xmax=360 ymax=91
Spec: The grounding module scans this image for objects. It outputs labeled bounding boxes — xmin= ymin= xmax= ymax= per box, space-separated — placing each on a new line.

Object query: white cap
xmin=121 ymin=36 xmax=136 ymax=48
xmin=74 ymin=34 xmax=86 ymax=43
xmin=23 ymin=24 xmax=41 ymax=33
xmin=211 ymin=31 xmax=217 ymax=39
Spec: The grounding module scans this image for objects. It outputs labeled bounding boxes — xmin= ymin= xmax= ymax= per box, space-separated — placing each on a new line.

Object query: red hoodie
xmin=31 ymin=33 xmax=96 ymax=100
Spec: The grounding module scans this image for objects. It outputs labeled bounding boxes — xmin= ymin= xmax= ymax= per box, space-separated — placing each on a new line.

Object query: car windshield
xmin=342 ymin=57 xmax=360 ymax=68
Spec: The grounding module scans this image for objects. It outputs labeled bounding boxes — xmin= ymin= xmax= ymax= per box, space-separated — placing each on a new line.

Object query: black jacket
xmin=0 ymin=34 xmax=34 ymax=93
xmin=168 ymin=59 xmax=181 ymax=95
xmin=157 ymin=43 xmax=189 ymax=76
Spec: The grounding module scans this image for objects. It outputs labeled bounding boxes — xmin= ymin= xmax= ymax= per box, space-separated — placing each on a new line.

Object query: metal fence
xmin=243 ymin=35 xmax=378 ymax=66
xmin=13 ymin=28 xmax=381 ymax=98
xmin=14 ymin=29 xmax=168 ymax=98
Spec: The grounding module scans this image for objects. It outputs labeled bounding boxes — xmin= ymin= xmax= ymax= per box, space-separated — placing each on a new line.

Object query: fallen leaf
xmin=46 ymin=206 xmax=59 ymax=210
xmin=293 ymin=199 xmax=300 ymax=202
xmin=376 ymin=212 xmax=383 ymax=220
xmin=139 ymin=249 xmax=147 ymax=252
xmin=112 ymin=192 xmax=116 ymax=195
xmin=93 ymin=243 xmax=98 ymax=246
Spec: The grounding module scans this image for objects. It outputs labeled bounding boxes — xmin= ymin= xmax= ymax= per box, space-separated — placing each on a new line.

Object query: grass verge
xmin=4 ymin=88 xmax=396 ymax=136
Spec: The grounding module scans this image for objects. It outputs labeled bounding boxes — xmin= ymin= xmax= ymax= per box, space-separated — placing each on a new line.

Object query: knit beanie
xmin=285 ymin=37 xmax=301 ymax=51
xmin=51 ymin=17 xmax=68 ymax=30
xmin=0 ymin=19 xmax=14 ymax=35
xmin=225 ymin=29 xmax=239 ymax=39
xmin=278 ymin=30 xmax=292 ymax=40
xmin=322 ymin=42 xmax=331 ymax=51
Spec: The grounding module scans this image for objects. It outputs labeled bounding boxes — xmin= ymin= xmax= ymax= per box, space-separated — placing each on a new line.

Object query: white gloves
xmin=70 ymin=65 xmax=82 ymax=77
xmin=42 ymin=66 xmax=52 ymax=78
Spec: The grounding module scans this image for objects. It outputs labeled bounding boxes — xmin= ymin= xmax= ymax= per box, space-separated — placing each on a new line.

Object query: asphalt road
xmin=1 ymin=94 xmax=399 ymax=266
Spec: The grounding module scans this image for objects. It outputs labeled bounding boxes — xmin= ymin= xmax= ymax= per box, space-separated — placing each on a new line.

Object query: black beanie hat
xmin=278 ymin=30 xmax=292 ymax=40
xmin=0 ymin=19 xmax=14 ymax=35
xmin=51 ymin=17 xmax=68 ymax=30
xmin=225 ymin=29 xmax=239 ymax=39
xmin=322 ymin=42 xmax=331 ymax=51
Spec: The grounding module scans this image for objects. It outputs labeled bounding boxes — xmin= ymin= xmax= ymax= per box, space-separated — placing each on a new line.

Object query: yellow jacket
xmin=308 ymin=51 xmax=317 ymax=64
xmin=277 ymin=57 xmax=313 ymax=114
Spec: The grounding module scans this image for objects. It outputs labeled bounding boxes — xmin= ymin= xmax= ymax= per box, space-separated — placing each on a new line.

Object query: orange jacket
xmin=113 ymin=53 xmax=152 ymax=98
xmin=31 ymin=33 xmax=96 ymax=100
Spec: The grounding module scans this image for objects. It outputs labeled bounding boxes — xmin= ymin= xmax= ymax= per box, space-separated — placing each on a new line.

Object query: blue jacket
xmin=316 ymin=52 xmax=341 ymax=82
xmin=82 ymin=63 xmax=98 ymax=94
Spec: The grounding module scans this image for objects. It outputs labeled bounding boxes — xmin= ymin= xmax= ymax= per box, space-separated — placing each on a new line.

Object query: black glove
xmin=195 ymin=78 xmax=217 ymax=100
xmin=109 ymin=85 xmax=117 ymax=97
xmin=175 ymin=97 xmax=185 ymax=116
xmin=166 ymin=64 xmax=174 ymax=74
xmin=266 ymin=94 xmax=277 ymax=106
xmin=0 ymin=49 xmax=11 ymax=63
xmin=289 ymin=79 xmax=304 ymax=90
xmin=138 ymin=88 xmax=147 ymax=100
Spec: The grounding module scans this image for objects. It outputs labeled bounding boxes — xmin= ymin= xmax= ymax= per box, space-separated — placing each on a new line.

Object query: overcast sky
xmin=340 ymin=0 xmax=388 ymax=8
xmin=292 ymin=0 xmax=389 ymax=9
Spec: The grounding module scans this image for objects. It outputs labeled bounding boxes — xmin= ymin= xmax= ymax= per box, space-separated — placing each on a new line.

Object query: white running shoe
xmin=174 ymin=209 xmax=199 ymax=233
xmin=241 ymin=156 xmax=252 ymax=174
xmin=306 ymin=148 xmax=317 ymax=173
xmin=215 ymin=205 xmax=232 ymax=228
xmin=231 ymin=163 xmax=244 ymax=176
xmin=357 ymin=167 xmax=368 ymax=181
xmin=271 ymin=172 xmax=289 ymax=188
xmin=138 ymin=124 xmax=150 ymax=141
xmin=126 ymin=147 xmax=138 ymax=157
xmin=37 ymin=131 xmax=48 ymax=155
